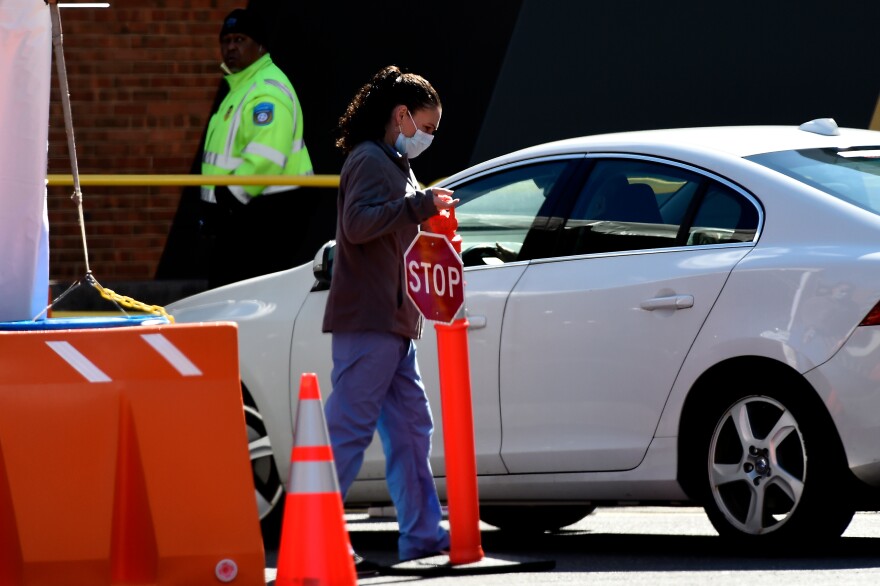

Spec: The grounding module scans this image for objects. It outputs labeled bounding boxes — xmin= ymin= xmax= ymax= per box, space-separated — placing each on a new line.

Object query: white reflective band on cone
xmin=287 ymin=460 xmax=341 ymax=494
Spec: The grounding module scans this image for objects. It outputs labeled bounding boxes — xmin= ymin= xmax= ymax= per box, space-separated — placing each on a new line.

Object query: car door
xmin=498 ymin=155 xmax=761 ymax=473
xmin=415 ymin=157 xmax=582 ymax=477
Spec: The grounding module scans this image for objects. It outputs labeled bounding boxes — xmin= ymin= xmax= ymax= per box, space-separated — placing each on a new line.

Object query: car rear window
xmin=746 ymin=147 xmax=880 ymax=214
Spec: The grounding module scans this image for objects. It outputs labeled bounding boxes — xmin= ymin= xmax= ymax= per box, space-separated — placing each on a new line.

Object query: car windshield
xmin=747 ymin=147 xmax=880 ymax=214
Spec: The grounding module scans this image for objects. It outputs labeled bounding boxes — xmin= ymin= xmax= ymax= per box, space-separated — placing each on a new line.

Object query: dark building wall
xmin=472 ymin=0 xmax=880 ymax=162
xmin=251 ymin=0 xmax=522 ymax=184
xmin=157 ymin=0 xmax=523 ymax=280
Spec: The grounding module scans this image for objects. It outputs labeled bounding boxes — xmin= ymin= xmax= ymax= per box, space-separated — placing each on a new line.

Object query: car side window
xmin=451 ymin=161 xmax=569 ymax=267
xmin=687 ymin=183 xmax=759 ymax=245
xmin=560 ymin=159 xmax=697 ymax=255
xmin=556 ymin=158 xmax=759 ymax=256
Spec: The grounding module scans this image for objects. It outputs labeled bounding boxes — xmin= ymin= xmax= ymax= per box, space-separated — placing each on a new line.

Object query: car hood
xmin=167 ymin=262 xmax=316 ymax=326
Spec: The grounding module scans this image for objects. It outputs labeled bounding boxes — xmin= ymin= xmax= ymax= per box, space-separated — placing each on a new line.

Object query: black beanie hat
xmin=219 ymin=8 xmax=267 ymax=46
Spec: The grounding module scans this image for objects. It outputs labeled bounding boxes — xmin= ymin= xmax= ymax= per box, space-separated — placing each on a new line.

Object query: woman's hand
xmin=432 ymin=187 xmax=459 ymax=210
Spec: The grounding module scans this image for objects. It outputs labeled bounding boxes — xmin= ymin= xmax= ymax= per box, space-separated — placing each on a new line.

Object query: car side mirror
xmin=312 ymin=240 xmax=335 ymax=290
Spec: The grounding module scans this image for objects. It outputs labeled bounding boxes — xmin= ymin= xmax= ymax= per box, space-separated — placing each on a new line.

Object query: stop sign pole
xmin=434 ymin=304 xmax=484 ymax=565
xmin=405 ymin=219 xmax=484 ymax=565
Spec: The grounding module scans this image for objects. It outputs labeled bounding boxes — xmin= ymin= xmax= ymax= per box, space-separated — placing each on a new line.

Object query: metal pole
xmin=47 ymin=0 xmax=91 ymax=275
xmin=45 ymin=173 xmax=342 ymax=188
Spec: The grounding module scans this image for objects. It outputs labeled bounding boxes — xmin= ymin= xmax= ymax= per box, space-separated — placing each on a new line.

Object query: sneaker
xmin=353 ymin=552 xmax=382 ymax=576
xmin=400 ymin=548 xmax=450 ymax=562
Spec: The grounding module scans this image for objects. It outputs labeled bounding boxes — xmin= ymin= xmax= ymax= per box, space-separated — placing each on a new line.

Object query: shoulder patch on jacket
xmin=253 ymin=102 xmax=274 ymax=126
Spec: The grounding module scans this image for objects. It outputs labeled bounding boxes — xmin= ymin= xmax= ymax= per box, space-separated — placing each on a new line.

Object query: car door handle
xmin=465 ymin=314 xmax=487 ymax=329
xmin=640 ymin=294 xmax=694 ymax=311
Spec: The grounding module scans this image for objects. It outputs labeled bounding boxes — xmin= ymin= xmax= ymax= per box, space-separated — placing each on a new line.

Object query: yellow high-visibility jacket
xmin=201 ymin=53 xmax=313 ymax=204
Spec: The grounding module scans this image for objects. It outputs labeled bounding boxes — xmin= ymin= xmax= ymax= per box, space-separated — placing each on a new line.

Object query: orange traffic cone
xmin=275 ymin=372 xmax=357 ymax=586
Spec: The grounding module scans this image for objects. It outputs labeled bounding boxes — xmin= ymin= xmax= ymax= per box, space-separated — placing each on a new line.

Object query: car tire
xmin=696 ymin=383 xmax=854 ymax=545
xmin=244 ymin=403 xmax=285 ymax=547
xmin=479 ymin=504 xmax=596 ymax=533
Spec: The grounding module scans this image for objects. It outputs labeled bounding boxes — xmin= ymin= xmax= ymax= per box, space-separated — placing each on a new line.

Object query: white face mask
xmin=395 ymin=110 xmax=434 ymax=159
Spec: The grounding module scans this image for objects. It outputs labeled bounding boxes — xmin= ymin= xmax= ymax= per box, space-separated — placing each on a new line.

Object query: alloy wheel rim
xmin=245 ymin=405 xmax=284 ymax=520
xmin=708 ymin=395 xmax=807 ymax=535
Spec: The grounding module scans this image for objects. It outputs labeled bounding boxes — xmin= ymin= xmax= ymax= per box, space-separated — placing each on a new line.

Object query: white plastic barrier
xmin=0 ymin=1 xmax=51 ymax=321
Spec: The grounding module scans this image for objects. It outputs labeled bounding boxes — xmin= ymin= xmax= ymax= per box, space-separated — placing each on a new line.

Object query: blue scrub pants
xmin=324 ymin=331 xmax=450 ymax=561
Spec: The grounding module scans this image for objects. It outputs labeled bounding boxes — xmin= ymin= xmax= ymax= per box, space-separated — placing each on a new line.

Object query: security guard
xmin=201 ymin=8 xmax=314 ymax=287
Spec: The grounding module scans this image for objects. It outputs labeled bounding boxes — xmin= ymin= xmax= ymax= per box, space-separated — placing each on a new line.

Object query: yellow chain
xmin=90 ymin=277 xmax=175 ymax=323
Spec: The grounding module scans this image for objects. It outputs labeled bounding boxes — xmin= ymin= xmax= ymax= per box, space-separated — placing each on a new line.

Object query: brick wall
xmin=47 ymin=1 xmax=239 ymax=283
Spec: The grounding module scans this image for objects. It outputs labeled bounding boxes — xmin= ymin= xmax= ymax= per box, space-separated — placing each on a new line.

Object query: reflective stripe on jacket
xmin=201 ymin=53 xmax=313 ymax=204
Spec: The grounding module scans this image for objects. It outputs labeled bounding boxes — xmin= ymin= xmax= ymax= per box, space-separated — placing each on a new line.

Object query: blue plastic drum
xmin=0 ymin=315 xmax=170 ymax=331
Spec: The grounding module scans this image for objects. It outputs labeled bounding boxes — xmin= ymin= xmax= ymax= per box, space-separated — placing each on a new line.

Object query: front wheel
xmin=699 ymin=391 xmax=853 ymax=544
xmin=244 ymin=404 xmax=285 ymax=546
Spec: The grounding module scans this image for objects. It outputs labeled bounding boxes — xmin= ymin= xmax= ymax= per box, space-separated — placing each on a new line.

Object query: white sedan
xmin=168 ymin=118 xmax=880 ymax=547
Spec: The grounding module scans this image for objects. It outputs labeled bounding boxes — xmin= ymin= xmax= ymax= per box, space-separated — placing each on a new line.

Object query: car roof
xmin=445 ymin=121 xmax=880 ymax=184
xmin=544 ymin=123 xmax=880 ymax=157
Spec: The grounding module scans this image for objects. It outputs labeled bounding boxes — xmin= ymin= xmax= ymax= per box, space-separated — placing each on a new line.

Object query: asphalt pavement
xmin=265 ymin=507 xmax=880 ymax=585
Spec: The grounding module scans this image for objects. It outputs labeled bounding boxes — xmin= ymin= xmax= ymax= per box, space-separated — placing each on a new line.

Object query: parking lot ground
xmin=264 ymin=507 xmax=880 ymax=585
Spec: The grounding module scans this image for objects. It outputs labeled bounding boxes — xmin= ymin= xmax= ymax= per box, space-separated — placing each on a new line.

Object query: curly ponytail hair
xmin=335 ymin=65 xmax=441 ymax=154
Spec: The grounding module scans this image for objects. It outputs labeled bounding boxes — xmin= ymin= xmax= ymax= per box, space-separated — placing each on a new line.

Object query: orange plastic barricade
xmin=0 ymin=321 xmax=264 ymax=586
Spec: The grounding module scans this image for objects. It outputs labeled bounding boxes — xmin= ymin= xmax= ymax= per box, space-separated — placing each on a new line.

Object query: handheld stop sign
xmin=404 ymin=232 xmax=464 ymax=324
